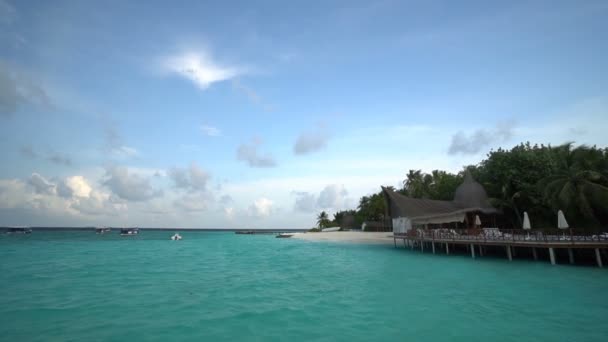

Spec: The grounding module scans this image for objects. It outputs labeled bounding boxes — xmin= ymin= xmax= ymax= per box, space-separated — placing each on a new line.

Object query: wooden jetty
xmin=393 ymin=229 xmax=608 ymax=267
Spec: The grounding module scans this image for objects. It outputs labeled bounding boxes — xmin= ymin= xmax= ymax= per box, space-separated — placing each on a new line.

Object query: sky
xmin=1 ymin=0 xmax=607 ymax=228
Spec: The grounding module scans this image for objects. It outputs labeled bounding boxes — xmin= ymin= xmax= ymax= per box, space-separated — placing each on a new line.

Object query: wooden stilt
xmin=549 ymin=248 xmax=556 ymax=265
xmin=471 ymin=244 xmax=475 ymax=259
xmin=479 ymin=245 xmax=483 ymax=257
xmin=506 ymin=245 xmax=512 ymax=261
xmin=421 ymin=240 xmax=424 ymax=252
xmin=446 ymin=243 xmax=449 ymax=255
xmin=568 ymin=248 xmax=574 ymax=264
xmin=532 ymin=247 xmax=538 ymax=261
xmin=432 ymin=242 xmax=436 ymax=254
xmin=596 ymin=248 xmax=603 ymax=268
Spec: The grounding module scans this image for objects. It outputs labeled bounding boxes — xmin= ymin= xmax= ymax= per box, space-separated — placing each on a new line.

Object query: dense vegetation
xmin=319 ymin=143 xmax=608 ymax=231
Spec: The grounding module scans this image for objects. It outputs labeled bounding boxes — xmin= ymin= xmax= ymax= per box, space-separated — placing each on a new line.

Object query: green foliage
xmin=316 ymin=211 xmax=331 ymax=228
xmin=312 ymin=142 xmax=608 ymax=231
xmin=401 ymin=169 xmax=462 ymax=200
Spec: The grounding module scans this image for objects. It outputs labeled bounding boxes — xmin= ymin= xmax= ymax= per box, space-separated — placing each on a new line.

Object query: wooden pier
xmin=393 ymin=229 xmax=608 ymax=267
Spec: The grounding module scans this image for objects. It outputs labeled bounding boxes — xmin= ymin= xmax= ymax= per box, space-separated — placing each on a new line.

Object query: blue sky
xmin=1 ymin=0 xmax=607 ymax=228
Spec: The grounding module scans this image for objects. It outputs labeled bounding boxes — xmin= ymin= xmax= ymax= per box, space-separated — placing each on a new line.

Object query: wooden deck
xmin=393 ymin=230 xmax=608 ymax=267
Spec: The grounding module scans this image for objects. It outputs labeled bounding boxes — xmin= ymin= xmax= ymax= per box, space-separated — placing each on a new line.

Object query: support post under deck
xmin=471 ymin=244 xmax=475 ymax=259
xmin=596 ymin=248 xmax=603 ymax=268
xmin=432 ymin=242 xmax=435 ymax=254
xmin=445 ymin=243 xmax=449 ymax=255
xmin=532 ymin=248 xmax=538 ymax=261
xmin=549 ymin=248 xmax=556 ymax=265
xmin=506 ymin=245 xmax=512 ymax=261
xmin=568 ymin=248 xmax=574 ymax=265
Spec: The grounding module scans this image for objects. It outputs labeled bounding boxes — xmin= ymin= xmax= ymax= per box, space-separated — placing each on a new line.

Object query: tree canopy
xmin=321 ymin=142 xmax=608 ymax=231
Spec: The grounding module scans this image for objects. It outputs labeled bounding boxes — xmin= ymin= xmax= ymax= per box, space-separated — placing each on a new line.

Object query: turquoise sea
xmin=1 ymin=231 xmax=607 ymax=342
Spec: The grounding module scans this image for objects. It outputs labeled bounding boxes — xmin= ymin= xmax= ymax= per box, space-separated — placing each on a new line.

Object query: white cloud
xmin=201 ymin=125 xmax=221 ymax=137
xmin=163 ymin=51 xmax=241 ymax=90
xmin=292 ymin=191 xmax=316 ymax=212
xmin=317 ymin=184 xmax=348 ymax=209
xmin=102 ymin=166 xmax=161 ymax=202
xmin=27 ymin=173 xmax=56 ymax=196
xmin=0 ymin=63 xmax=51 ymax=116
xmin=174 ymin=192 xmax=212 ymax=212
xmin=168 ymin=163 xmax=210 ymax=192
xmin=70 ymin=191 xmax=125 ymax=216
xmin=102 ymin=117 xmax=138 ymax=159
xmin=65 ymin=176 xmax=92 ymax=197
xmin=224 ymin=207 xmax=235 ymax=220
xmin=448 ymin=121 xmax=516 ymax=155
xmin=294 ymin=124 xmax=331 ymax=155
xmin=236 ymin=139 xmax=277 ymax=168
xmin=249 ymin=197 xmax=273 ymax=217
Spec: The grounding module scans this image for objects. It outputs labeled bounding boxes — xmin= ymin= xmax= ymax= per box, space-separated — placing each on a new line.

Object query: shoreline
xmin=290 ymin=231 xmax=394 ymax=245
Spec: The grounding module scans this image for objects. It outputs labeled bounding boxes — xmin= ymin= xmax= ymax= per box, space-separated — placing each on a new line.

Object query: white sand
xmin=290 ymin=231 xmax=394 ymax=245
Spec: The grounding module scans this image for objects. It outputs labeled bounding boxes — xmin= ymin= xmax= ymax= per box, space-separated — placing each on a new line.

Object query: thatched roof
xmin=382 ymin=173 xmax=497 ymax=224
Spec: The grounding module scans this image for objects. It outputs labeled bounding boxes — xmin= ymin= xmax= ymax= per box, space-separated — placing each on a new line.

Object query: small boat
xmin=276 ymin=233 xmax=293 ymax=238
xmin=170 ymin=233 xmax=182 ymax=240
xmin=120 ymin=228 xmax=139 ymax=236
xmin=235 ymin=231 xmax=255 ymax=235
xmin=95 ymin=227 xmax=111 ymax=234
xmin=321 ymin=227 xmax=340 ymax=232
xmin=5 ymin=226 xmax=32 ymax=234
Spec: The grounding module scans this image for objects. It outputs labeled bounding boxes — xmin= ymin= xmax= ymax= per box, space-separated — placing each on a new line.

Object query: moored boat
xmin=276 ymin=233 xmax=293 ymax=238
xmin=120 ymin=228 xmax=139 ymax=236
xmin=95 ymin=227 xmax=111 ymax=234
xmin=170 ymin=233 xmax=182 ymax=240
xmin=5 ymin=226 xmax=32 ymax=234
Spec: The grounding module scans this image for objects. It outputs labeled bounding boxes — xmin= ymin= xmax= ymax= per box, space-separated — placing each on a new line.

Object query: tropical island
xmin=314 ymin=142 xmax=608 ymax=232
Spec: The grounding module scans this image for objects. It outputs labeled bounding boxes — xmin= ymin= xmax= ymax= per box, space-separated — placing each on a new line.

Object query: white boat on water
xmin=95 ymin=227 xmax=111 ymax=234
xmin=322 ymin=227 xmax=340 ymax=232
xmin=120 ymin=228 xmax=139 ymax=236
xmin=171 ymin=233 xmax=182 ymax=240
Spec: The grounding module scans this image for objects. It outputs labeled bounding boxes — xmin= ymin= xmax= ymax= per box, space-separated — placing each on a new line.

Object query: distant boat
xmin=170 ymin=233 xmax=182 ymax=240
xmin=276 ymin=233 xmax=293 ymax=238
xmin=5 ymin=226 xmax=32 ymax=234
xmin=235 ymin=231 xmax=255 ymax=235
xmin=120 ymin=228 xmax=139 ymax=236
xmin=321 ymin=227 xmax=340 ymax=232
xmin=95 ymin=227 xmax=111 ymax=234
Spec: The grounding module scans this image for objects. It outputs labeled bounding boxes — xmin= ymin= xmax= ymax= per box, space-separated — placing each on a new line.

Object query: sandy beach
xmin=291 ymin=231 xmax=394 ymax=245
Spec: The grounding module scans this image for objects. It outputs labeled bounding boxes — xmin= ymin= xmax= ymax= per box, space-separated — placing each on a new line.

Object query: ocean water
xmin=1 ymin=231 xmax=607 ymax=342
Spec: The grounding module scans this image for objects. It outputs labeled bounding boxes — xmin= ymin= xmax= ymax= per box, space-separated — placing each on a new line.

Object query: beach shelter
xmin=475 ymin=215 xmax=482 ymax=227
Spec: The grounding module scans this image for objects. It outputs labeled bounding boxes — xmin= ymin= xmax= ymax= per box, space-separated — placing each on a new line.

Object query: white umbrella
xmin=523 ymin=211 xmax=531 ymax=239
xmin=557 ymin=210 xmax=569 ymax=229
xmin=475 ymin=215 xmax=481 ymax=227
xmin=523 ymin=212 xmax=531 ymax=230
xmin=558 ymin=210 xmax=570 ymax=240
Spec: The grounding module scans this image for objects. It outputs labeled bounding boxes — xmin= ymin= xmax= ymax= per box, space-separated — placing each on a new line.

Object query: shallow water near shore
xmin=1 ymin=231 xmax=607 ymax=341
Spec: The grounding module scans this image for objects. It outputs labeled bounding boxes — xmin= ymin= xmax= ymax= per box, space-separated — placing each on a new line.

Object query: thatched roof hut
xmin=382 ymin=172 xmax=497 ymax=232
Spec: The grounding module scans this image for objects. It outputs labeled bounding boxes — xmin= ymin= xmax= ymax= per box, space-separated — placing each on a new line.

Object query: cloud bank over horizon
xmin=1 ymin=0 xmax=608 ymax=228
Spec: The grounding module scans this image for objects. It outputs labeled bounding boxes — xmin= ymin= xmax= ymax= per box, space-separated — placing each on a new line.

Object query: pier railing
xmin=395 ymin=229 xmax=608 ymax=243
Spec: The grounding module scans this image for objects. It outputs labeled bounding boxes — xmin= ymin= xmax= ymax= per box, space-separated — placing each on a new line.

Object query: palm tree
xmin=539 ymin=143 xmax=608 ymax=226
xmin=317 ymin=211 xmax=329 ymax=228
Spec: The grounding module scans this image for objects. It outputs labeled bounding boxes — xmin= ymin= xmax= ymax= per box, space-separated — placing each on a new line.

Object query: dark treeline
xmin=328 ymin=142 xmax=608 ymax=232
